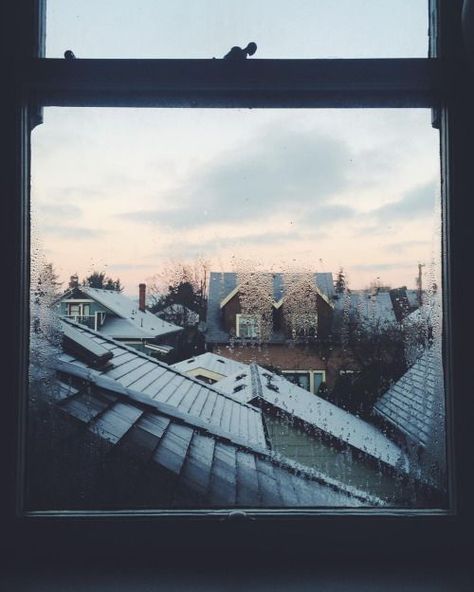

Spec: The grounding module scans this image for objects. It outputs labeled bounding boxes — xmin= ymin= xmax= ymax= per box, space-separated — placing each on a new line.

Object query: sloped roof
xmin=99 ymin=317 xmax=160 ymax=339
xmin=404 ymin=303 xmax=433 ymax=326
xmin=68 ymin=287 xmax=182 ymax=339
xmin=332 ymin=290 xmax=397 ymax=335
xmin=406 ymin=290 xmax=420 ymax=309
xmin=58 ymin=319 xmax=266 ymax=448
xmin=374 ymin=348 xmax=445 ymax=449
xmin=54 ymin=372 xmax=382 ymax=508
xmin=171 ymin=352 xmax=248 ymax=379
xmin=156 ymin=305 xmax=200 ymax=327
xmin=158 ymin=304 xmax=199 ymax=317
xmin=217 ymin=363 xmax=409 ymax=472
xmin=207 ymin=272 xmax=334 ymax=344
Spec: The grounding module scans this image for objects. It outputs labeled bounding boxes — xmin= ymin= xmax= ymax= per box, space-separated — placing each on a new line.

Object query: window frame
xmin=2 ymin=0 xmax=473 ymax=569
xmin=235 ymin=313 xmax=261 ymax=339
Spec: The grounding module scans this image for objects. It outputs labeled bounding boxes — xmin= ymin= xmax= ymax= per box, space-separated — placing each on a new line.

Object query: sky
xmin=45 ymin=0 xmax=428 ymax=59
xmin=32 ymin=1 xmax=439 ymax=297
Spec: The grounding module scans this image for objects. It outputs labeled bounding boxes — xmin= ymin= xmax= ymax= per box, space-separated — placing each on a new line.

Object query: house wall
xmin=213 ymin=343 xmax=359 ymax=389
xmin=220 ymin=291 xmax=333 ymax=340
xmin=317 ymin=293 xmax=333 ymax=338
xmin=58 ymin=296 xmax=109 ymax=331
xmin=222 ymin=293 xmax=241 ymax=334
xmin=59 ymin=299 xmax=107 ymax=317
xmin=263 ymin=413 xmax=415 ymax=504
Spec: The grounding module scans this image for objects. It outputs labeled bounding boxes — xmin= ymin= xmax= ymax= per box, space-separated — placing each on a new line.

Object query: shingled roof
xmin=59 ymin=319 xmax=267 ymax=447
xmin=373 ymin=347 xmax=445 ymax=449
xmin=51 ymin=321 xmax=383 ymax=508
xmin=331 ymin=290 xmax=397 ymax=336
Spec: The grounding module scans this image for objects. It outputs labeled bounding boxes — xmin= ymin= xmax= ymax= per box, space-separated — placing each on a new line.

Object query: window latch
xmin=223 ymin=510 xmax=254 ymax=522
xmin=223 ymin=42 xmax=257 ymax=61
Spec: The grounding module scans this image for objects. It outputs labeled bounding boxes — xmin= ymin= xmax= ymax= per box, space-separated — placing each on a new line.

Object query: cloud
xmin=121 ymin=126 xmax=351 ymax=229
xmin=372 ymin=182 xmax=437 ymax=223
xmin=351 ymin=262 xmax=412 ymax=272
xmin=106 ymin=263 xmax=155 ymax=271
xmin=45 ymin=186 xmax=109 ymax=202
xmin=383 ymin=239 xmax=430 ymax=252
xmin=37 ymin=203 xmax=83 ymax=220
xmin=211 ymin=231 xmax=298 ymax=248
xmin=40 ymin=225 xmax=103 ymax=240
xmin=158 ymin=230 xmax=302 ymax=259
xmin=302 ymin=204 xmax=356 ymax=227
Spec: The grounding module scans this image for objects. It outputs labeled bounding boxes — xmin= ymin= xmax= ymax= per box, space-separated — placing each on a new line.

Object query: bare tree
xmin=147 ymin=256 xmax=210 ymax=319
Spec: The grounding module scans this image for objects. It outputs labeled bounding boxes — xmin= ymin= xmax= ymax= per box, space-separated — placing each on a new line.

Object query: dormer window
xmin=287 ymin=312 xmax=318 ymax=339
xmin=235 ymin=314 xmax=261 ymax=339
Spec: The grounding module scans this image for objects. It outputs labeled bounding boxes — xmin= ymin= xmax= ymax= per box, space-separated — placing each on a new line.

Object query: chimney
xmin=69 ymin=274 xmax=79 ymax=289
xmin=139 ymin=283 xmax=146 ymax=312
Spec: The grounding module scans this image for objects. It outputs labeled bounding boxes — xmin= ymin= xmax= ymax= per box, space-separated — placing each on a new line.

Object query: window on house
xmin=21 ymin=1 xmax=454 ymax=515
xmin=288 ymin=313 xmax=318 ymax=339
xmin=282 ymin=371 xmax=326 ymax=395
xmin=235 ymin=314 xmax=261 ymax=339
xmin=193 ymin=374 xmax=218 ymax=386
xmin=312 ymin=371 xmax=325 ymax=394
xmin=282 ymin=371 xmax=311 ymax=392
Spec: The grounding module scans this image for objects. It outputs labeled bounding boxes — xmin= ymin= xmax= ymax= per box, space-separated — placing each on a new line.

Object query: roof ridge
xmin=249 ymin=363 xmax=263 ymax=399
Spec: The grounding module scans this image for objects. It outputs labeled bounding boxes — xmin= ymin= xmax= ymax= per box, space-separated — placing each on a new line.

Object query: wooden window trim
xmin=2 ymin=0 xmax=474 ymax=570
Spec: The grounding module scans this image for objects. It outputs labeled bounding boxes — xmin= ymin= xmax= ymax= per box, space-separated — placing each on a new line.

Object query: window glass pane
xmin=46 ymin=0 xmax=428 ymax=59
xmin=283 ymin=372 xmax=311 ymax=392
xmin=313 ymin=372 xmax=324 ymax=394
xmin=28 ymin=107 xmax=447 ymax=511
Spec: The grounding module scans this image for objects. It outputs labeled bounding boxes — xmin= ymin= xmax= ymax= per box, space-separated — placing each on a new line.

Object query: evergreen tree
xmin=334 ymin=267 xmax=346 ymax=294
xmin=82 ymin=271 xmax=123 ymax=292
xmin=34 ymin=262 xmax=62 ymax=302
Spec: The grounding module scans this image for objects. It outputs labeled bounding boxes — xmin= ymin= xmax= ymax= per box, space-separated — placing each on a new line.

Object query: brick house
xmin=206 ymin=271 xmax=343 ymax=393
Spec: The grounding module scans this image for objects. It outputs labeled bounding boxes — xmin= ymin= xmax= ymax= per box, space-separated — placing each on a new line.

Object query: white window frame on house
xmin=288 ymin=312 xmax=318 ymax=339
xmin=235 ymin=313 xmax=261 ymax=339
xmin=282 ymin=370 xmax=326 ymax=394
xmin=4 ymin=0 xmax=473 ymax=573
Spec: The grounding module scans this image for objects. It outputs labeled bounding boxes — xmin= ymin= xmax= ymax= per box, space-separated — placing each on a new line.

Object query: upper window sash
xmin=22 ymin=57 xmax=447 ymax=109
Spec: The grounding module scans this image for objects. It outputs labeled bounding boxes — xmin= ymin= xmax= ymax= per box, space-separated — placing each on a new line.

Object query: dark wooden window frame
xmin=1 ymin=0 xmax=473 ymax=567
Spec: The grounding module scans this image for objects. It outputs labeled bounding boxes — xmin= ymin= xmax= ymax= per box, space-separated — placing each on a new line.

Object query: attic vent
xmin=233 ymin=384 xmax=246 ymax=393
xmin=235 ymin=373 xmax=246 ymax=381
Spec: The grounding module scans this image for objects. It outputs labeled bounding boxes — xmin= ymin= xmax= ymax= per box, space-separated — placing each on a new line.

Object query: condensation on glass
xmin=46 ymin=0 xmax=429 ymax=59
xmin=26 ymin=107 xmax=447 ymax=511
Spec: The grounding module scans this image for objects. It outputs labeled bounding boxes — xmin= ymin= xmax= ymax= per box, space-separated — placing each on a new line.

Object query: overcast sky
xmin=32 ymin=1 xmax=439 ymax=296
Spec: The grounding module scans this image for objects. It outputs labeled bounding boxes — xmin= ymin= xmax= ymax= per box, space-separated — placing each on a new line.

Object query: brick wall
xmin=213 ymin=343 xmax=359 ymax=389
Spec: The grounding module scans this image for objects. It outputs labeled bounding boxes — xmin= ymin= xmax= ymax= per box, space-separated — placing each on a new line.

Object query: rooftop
xmin=171 ymin=352 xmax=249 ymax=379
xmin=59 ymin=318 xmax=266 ymax=447
xmin=374 ymin=347 xmax=445 ymax=449
xmin=48 ymin=320 xmax=383 ymax=507
xmin=215 ymin=362 xmax=409 ymax=471
xmin=62 ymin=286 xmax=182 ymax=339
xmin=332 ymin=290 xmax=398 ymax=334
